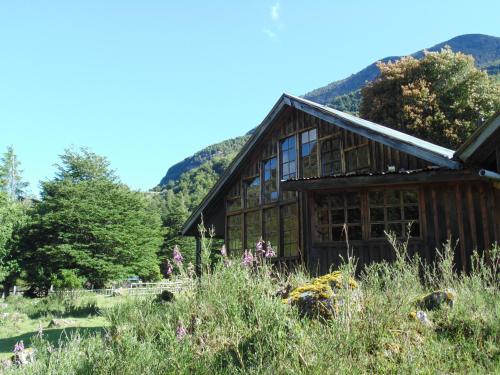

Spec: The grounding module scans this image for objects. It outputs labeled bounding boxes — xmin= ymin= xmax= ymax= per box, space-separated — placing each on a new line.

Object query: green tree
xmin=0 ymin=146 xmax=29 ymax=200
xmin=0 ymin=192 xmax=29 ymax=295
xmin=360 ymin=47 xmax=500 ymax=148
xmin=20 ymin=148 xmax=163 ymax=295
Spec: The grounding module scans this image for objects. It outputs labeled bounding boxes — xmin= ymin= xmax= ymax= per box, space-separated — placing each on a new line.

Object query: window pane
xmin=403 ymin=190 xmax=418 ymax=204
xmin=371 ymin=224 xmax=385 ymax=238
xmin=387 ymin=190 xmax=400 ymax=205
xmin=369 ymin=191 xmax=384 ymax=205
xmin=331 ymin=209 xmax=345 ymax=224
xmin=347 ymin=208 xmax=361 ymax=223
xmin=346 ymin=192 xmax=360 ymax=206
xmin=370 ymin=207 xmax=384 ymax=222
xmin=404 ymin=206 xmax=419 ymax=220
xmin=409 ymin=223 xmax=420 ymax=237
xmin=245 ymin=211 xmax=261 ymax=249
xmin=348 ymin=225 xmax=362 ymax=240
xmin=387 ymin=223 xmax=403 ymax=237
xmin=387 ymin=207 xmax=402 ymax=221
xmin=330 ymin=194 xmax=343 ymax=208
xmin=332 ymin=226 xmax=343 ymax=241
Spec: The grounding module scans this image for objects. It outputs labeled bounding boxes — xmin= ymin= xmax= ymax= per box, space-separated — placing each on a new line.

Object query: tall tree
xmin=360 ymin=47 xmax=500 ymax=148
xmin=0 ymin=192 xmax=29 ymax=295
xmin=0 ymin=146 xmax=29 ymax=200
xmin=20 ymin=148 xmax=163 ymax=295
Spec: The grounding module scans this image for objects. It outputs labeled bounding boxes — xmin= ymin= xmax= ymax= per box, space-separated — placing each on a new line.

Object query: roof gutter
xmin=478 ymin=169 xmax=500 ymax=181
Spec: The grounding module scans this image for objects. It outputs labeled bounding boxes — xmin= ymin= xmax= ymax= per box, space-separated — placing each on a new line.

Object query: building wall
xmin=306 ymin=180 xmax=499 ymax=275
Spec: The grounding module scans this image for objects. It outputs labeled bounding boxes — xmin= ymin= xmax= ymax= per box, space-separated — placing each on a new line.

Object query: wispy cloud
xmin=271 ymin=2 xmax=280 ymax=21
xmin=263 ymin=2 xmax=282 ymax=41
xmin=262 ymin=28 xmax=277 ymax=41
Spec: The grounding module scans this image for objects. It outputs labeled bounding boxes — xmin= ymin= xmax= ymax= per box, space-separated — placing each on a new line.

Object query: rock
xmin=48 ymin=318 xmax=76 ymax=328
xmin=409 ymin=310 xmax=432 ymax=326
xmin=12 ymin=348 xmax=36 ymax=366
xmin=417 ymin=289 xmax=456 ymax=310
xmin=285 ymin=271 xmax=360 ymax=319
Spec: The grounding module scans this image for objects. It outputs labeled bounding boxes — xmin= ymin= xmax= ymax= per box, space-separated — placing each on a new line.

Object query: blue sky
xmin=1 ymin=1 xmax=499 ymax=194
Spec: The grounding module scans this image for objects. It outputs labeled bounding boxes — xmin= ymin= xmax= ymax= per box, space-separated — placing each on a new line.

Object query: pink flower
xmin=165 ymin=262 xmax=173 ymax=276
xmin=220 ymin=244 xmax=227 ymax=257
xmin=173 ymin=245 xmax=183 ymax=265
xmin=265 ymin=242 xmax=276 ymax=258
xmin=13 ymin=340 xmax=24 ymax=353
xmin=242 ymin=250 xmax=254 ymax=266
xmin=255 ymin=239 xmax=264 ymax=257
xmin=176 ymin=321 xmax=187 ymax=340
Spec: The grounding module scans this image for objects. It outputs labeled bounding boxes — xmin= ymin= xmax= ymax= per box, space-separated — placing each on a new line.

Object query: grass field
xmin=0 ymin=294 xmax=121 ymax=360
xmin=1 ymin=240 xmax=499 ymax=374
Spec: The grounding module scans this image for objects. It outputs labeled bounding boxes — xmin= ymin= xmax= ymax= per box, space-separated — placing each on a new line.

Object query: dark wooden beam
xmin=282 ymin=170 xmax=480 ymax=191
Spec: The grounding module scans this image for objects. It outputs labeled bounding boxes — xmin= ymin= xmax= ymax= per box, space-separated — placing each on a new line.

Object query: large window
xmin=226 ymin=182 xmax=241 ymax=212
xmin=281 ymin=204 xmax=298 ymax=257
xmin=369 ymin=190 xmax=420 ymax=238
xmin=321 ymin=137 xmax=342 ymax=176
xmin=245 ymin=210 xmax=261 ymax=249
xmin=315 ymin=192 xmax=362 ymax=241
xmin=263 ymin=207 xmax=279 ymax=255
xmin=245 ymin=176 xmax=260 ymax=208
xmin=300 ymin=129 xmax=318 ymax=178
xmin=262 ymin=157 xmax=278 ymax=203
xmin=280 ymin=136 xmax=297 ymax=181
xmin=227 ymin=215 xmax=242 ymax=254
xmin=345 ymin=143 xmax=370 ymax=172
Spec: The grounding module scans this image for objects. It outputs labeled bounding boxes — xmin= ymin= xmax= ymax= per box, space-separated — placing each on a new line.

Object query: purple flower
xmin=242 ymin=250 xmax=254 ymax=266
xmin=265 ymin=242 xmax=276 ymax=258
xmin=13 ymin=340 xmax=24 ymax=353
xmin=255 ymin=239 xmax=264 ymax=257
xmin=173 ymin=245 xmax=183 ymax=265
xmin=166 ymin=262 xmax=173 ymax=276
xmin=176 ymin=321 xmax=187 ymax=340
xmin=220 ymin=244 xmax=227 ymax=257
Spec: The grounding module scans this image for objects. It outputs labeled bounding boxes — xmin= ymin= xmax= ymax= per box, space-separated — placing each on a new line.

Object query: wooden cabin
xmin=182 ymin=94 xmax=500 ymax=274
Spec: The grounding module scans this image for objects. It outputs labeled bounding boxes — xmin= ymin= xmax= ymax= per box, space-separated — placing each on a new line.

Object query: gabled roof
xmin=181 ymin=93 xmax=461 ymax=236
xmin=455 ymin=111 xmax=500 ymax=164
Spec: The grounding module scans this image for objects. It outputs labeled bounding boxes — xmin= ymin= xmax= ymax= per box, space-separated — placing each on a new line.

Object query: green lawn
xmin=0 ymin=294 xmax=122 ymax=359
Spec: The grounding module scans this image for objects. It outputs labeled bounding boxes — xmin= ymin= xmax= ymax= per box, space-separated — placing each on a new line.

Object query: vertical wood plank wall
xmin=308 ymin=181 xmax=499 ymax=275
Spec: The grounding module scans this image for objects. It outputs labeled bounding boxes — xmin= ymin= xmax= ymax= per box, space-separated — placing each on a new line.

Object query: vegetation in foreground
xmin=3 ymin=239 xmax=499 ymax=374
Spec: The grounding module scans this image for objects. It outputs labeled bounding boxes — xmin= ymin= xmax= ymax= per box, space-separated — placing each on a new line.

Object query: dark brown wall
xmin=306 ymin=180 xmax=499 ymax=275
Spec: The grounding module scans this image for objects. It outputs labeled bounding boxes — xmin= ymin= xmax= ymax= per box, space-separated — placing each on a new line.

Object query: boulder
xmin=409 ymin=310 xmax=432 ymax=326
xmin=285 ymin=271 xmax=360 ymax=319
xmin=417 ymin=289 xmax=456 ymax=310
xmin=156 ymin=290 xmax=175 ymax=303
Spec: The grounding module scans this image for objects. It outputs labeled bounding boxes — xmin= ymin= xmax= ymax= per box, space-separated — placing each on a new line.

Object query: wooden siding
xmin=307 ymin=181 xmax=499 ymax=275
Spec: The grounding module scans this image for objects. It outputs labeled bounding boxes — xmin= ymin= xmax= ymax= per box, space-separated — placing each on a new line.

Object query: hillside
xmin=304 ymin=34 xmax=500 ymax=106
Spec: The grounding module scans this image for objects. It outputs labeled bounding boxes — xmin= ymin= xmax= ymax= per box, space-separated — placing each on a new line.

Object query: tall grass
xmin=8 ymin=241 xmax=500 ymax=374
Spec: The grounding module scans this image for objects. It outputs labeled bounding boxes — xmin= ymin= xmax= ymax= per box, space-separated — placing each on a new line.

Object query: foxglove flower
xmin=255 ymin=239 xmax=264 ymax=257
xmin=176 ymin=321 xmax=187 ymax=340
xmin=220 ymin=244 xmax=227 ymax=257
xmin=13 ymin=340 xmax=24 ymax=353
xmin=242 ymin=250 xmax=254 ymax=266
xmin=166 ymin=262 xmax=173 ymax=276
xmin=173 ymin=245 xmax=184 ymax=265
xmin=265 ymin=242 xmax=276 ymax=258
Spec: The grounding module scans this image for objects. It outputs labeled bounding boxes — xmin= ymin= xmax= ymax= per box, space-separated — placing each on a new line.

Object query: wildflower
xmin=37 ymin=323 xmax=44 ymax=338
xmin=220 ymin=244 xmax=227 ymax=257
xmin=13 ymin=340 xmax=24 ymax=353
xmin=187 ymin=263 xmax=195 ymax=278
xmin=242 ymin=250 xmax=254 ymax=266
xmin=176 ymin=321 xmax=187 ymax=340
xmin=255 ymin=239 xmax=264 ymax=257
xmin=173 ymin=245 xmax=184 ymax=265
xmin=265 ymin=242 xmax=276 ymax=258
xmin=165 ymin=261 xmax=173 ymax=276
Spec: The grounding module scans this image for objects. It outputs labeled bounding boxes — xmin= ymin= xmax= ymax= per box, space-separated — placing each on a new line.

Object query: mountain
xmin=304 ymin=34 xmax=500 ymax=106
xmin=156 ymin=33 xmax=499 ymax=194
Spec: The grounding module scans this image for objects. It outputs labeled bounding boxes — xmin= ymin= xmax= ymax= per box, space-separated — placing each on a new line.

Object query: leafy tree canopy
xmin=20 ymin=148 xmax=163 ymax=294
xmin=360 ymin=47 xmax=500 ymax=148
